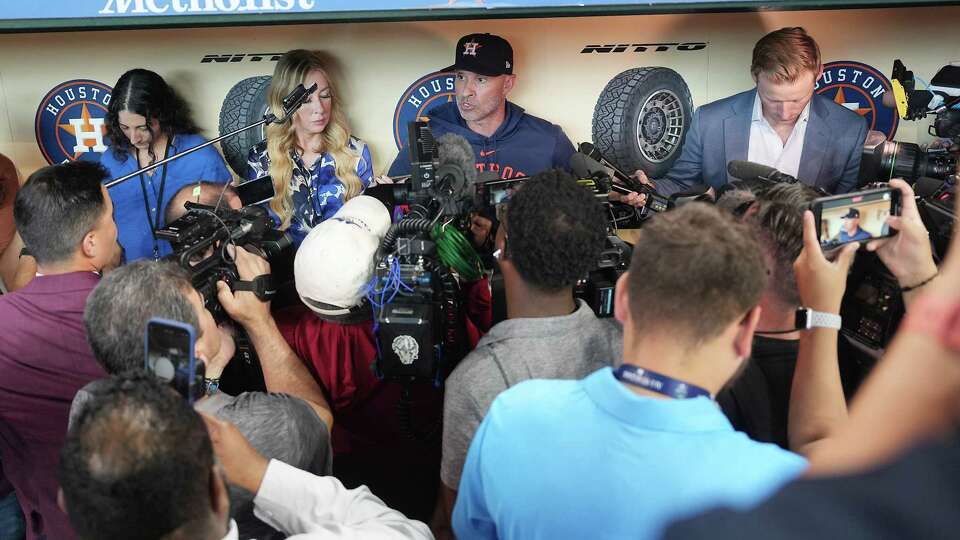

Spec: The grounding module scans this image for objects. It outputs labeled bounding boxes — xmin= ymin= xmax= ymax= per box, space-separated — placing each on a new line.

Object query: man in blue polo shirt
xmin=453 ymin=203 xmax=849 ymax=540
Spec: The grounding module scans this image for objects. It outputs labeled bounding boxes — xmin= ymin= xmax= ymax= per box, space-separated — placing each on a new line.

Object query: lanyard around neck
xmin=138 ymin=141 xmax=172 ymax=260
xmin=613 ymin=364 xmax=711 ymax=400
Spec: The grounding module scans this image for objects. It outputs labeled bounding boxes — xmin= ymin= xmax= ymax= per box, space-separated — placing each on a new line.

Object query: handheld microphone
xmin=726 ymin=160 xmax=800 ymax=184
xmin=570 ymin=152 xmax=671 ymax=212
xmin=577 ymin=142 xmax=640 ymax=188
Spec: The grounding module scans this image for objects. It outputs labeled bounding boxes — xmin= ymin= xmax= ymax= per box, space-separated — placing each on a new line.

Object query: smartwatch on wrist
xmin=795 ymin=307 xmax=842 ymax=330
xmin=203 ymin=377 xmax=220 ymax=396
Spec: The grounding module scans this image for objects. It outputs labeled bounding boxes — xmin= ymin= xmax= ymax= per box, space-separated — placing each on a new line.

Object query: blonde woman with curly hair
xmin=247 ymin=49 xmax=373 ymax=247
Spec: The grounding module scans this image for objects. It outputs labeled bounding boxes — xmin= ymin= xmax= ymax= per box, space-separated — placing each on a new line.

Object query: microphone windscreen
xmin=727 ymin=160 xmax=780 ymax=182
xmin=436 ymin=133 xmax=478 ymax=186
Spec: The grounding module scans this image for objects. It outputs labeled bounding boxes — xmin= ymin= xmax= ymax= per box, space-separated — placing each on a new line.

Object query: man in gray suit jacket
xmin=653 ymin=28 xmax=867 ymax=195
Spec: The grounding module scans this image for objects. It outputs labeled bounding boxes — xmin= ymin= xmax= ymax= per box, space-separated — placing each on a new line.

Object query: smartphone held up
xmin=144 ymin=318 xmax=205 ymax=403
xmin=811 ymin=187 xmax=902 ymax=251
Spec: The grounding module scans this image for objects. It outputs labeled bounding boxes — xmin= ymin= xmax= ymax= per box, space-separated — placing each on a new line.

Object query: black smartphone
xmin=810 ymin=187 xmax=901 ymax=250
xmin=236 ymin=175 xmax=275 ymax=207
xmin=144 ymin=318 xmax=204 ymax=403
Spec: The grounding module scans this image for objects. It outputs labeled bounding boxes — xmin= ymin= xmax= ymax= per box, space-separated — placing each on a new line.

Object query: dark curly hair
xmin=106 ymin=69 xmax=199 ymax=162
xmin=503 ymin=169 xmax=607 ymax=292
xmin=59 ymin=374 xmax=215 ymax=539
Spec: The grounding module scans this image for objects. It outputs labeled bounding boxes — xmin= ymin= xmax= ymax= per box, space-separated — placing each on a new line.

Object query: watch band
xmin=796 ymin=307 xmax=842 ymax=330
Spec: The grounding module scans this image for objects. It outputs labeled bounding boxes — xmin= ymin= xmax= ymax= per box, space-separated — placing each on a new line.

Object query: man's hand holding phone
xmin=865 ymin=179 xmax=938 ymax=301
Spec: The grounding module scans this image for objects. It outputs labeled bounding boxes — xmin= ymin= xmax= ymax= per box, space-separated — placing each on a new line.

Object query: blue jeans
xmin=0 ymin=491 xmax=25 ymax=540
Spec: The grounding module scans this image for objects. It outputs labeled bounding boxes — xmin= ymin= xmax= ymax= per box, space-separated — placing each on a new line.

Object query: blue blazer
xmin=663 ymin=89 xmax=868 ymax=194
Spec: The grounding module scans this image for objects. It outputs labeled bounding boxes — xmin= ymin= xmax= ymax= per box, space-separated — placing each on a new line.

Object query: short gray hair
xmin=84 ymin=260 xmax=200 ymax=374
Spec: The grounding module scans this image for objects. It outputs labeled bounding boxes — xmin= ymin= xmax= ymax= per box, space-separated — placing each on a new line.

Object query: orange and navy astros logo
xmin=393 ymin=71 xmax=456 ymax=152
xmin=35 ymin=79 xmax=113 ymax=165
xmin=815 ymin=61 xmax=899 ymax=139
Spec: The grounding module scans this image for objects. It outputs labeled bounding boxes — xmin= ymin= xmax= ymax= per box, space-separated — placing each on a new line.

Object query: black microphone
xmin=281 ymin=83 xmax=318 ymax=118
xmin=570 ymin=153 xmax=641 ymax=197
xmin=578 ymin=142 xmax=639 ymax=187
xmin=727 ymin=160 xmax=800 ymax=184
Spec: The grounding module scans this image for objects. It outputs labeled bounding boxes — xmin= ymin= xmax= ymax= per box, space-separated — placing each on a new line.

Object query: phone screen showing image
xmin=814 ymin=188 xmax=900 ymax=250
xmin=144 ymin=318 xmax=203 ymax=402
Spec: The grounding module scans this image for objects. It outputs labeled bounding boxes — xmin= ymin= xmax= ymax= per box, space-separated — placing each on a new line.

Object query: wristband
xmin=901 ymin=270 xmax=938 ymax=293
xmin=795 ymin=307 xmax=841 ymax=330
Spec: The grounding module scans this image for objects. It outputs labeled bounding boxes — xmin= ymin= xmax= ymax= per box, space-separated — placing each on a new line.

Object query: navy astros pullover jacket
xmin=387 ymin=101 xmax=575 ymax=180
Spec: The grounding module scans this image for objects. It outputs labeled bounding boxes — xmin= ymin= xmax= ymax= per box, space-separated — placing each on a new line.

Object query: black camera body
xmin=575 ymin=235 xmax=633 ymax=318
xmin=157 ymin=202 xmax=291 ymax=323
xmin=372 ymin=124 xmax=477 ymax=384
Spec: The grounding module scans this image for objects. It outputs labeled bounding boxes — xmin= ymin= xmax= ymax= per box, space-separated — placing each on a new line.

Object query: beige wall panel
xmin=0 ymin=6 xmax=957 ymax=178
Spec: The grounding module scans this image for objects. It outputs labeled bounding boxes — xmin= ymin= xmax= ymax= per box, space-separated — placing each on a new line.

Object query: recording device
xmin=574 ymin=235 xmax=632 ymax=318
xmin=236 ymin=175 xmax=276 ymax=207
xmin=391 ymin=123 xmax=479 ymax=217
xmin=372 ymin=123 xmax=479 ymax=386
xmin=570 ymin=149 xmax=672 ymax=213
xmin=144 ymin=318 xmax=204 ymax=403
xmin=106 ymin=83 xmax=317 ymax=189
xmin=157 ymin=202 xmax=290 ymax=323
xmin=860 ymin=60 xmax=959 ymax=186
xmin=727 ymin=160 xmax=802 ymax=185
xmin=810 ymin=187 xmax=901 ymax=250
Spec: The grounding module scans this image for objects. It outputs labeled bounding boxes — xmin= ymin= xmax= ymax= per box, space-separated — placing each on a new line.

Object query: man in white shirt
xmin=655 ymin=27 xmax=867 ymax=194
xmin=58 ymin=375 xmax=433 ymax=540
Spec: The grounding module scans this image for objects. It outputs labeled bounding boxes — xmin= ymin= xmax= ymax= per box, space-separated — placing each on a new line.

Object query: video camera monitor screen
xmin=811 ymin=187 xmax=901 ymax=250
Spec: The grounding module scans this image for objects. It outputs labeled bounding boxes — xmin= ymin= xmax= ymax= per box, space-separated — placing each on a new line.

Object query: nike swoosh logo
xmin=479 ymin=150 xmax=496 ymax=157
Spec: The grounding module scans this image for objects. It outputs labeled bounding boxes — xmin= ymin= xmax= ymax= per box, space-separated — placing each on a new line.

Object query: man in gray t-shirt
xmin=442 ymin=170 xmax=622 ymax=516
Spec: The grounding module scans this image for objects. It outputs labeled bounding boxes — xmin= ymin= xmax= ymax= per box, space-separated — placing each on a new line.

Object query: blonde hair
xmin=266 ymin=49 xmax=363 ymax=229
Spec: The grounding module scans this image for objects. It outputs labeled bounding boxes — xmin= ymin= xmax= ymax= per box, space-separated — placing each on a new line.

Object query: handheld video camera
xmin=157 ymin=202 xmax=290 ymax=323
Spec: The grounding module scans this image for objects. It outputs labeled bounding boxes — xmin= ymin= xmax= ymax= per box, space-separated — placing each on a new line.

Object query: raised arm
xmin=217 ymin=246 xmax=334 ymax=429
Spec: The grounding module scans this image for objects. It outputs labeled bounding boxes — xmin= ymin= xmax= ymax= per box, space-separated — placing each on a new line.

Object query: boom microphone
xmin=281 ymin=82 xmax=318 ymax=118
xmin=727 ymin=160 xmax=800 ymax=184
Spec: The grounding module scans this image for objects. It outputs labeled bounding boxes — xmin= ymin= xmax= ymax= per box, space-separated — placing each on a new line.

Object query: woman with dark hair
xmin=101 ymin=68 xmax=231 ymax=262
xmin=247 ymin=50 xmax=373 ymax=248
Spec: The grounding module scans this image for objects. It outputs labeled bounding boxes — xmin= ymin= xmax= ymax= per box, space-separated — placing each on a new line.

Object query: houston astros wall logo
xmin=815 ymin=61 xmax=898 ymax=139
xmin=393 ymin=72 xmax=455 ymax=151
xmin=35 ymin=79 xmax=113 ymax=165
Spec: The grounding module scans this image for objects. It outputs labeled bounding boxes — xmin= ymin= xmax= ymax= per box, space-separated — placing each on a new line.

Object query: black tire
xmin=592 ymin=67 xmax=693 ymax=178
xmin=219 ymin=75 xmax=272 ymax=177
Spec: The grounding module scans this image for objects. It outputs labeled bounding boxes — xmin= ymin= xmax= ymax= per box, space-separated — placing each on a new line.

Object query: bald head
xmin=165 ymin=182 xmax=240 ymax=224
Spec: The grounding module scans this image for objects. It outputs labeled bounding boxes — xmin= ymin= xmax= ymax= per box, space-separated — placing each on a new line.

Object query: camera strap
xmin=232 ymin=274 xmax=277 ymax=302
xmin=138 ymin=141 xmax=172 ymax=261
xmin=613 ymin=364 xmax=711 ymax=400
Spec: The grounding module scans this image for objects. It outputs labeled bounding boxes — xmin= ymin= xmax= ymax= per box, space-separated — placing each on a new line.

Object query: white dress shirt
xmin=222 ymin=459 xmax=433 ymax=540
xmin=746 ymin=92 xmax=812 ymax=179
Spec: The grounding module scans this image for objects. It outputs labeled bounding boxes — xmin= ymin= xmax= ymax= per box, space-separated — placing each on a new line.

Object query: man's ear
xmin=502 ymin=74 xmax=517 ymax=96
xmin=58 ymin=488 xmax=68 ymax=514
xmin=613 ymin=271 xmax=631 ymax=326
xmin=210 ymin=466 xmax=230 ymax=524
xmin=80 ymin=229 xmax=98 ymax=259
xmin=734 ymin=305 xmax=763 ymax=360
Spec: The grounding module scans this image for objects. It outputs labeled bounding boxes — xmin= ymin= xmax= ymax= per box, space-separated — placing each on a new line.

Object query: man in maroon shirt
xmin=0 ymin=161 xmax=120 ymax=539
